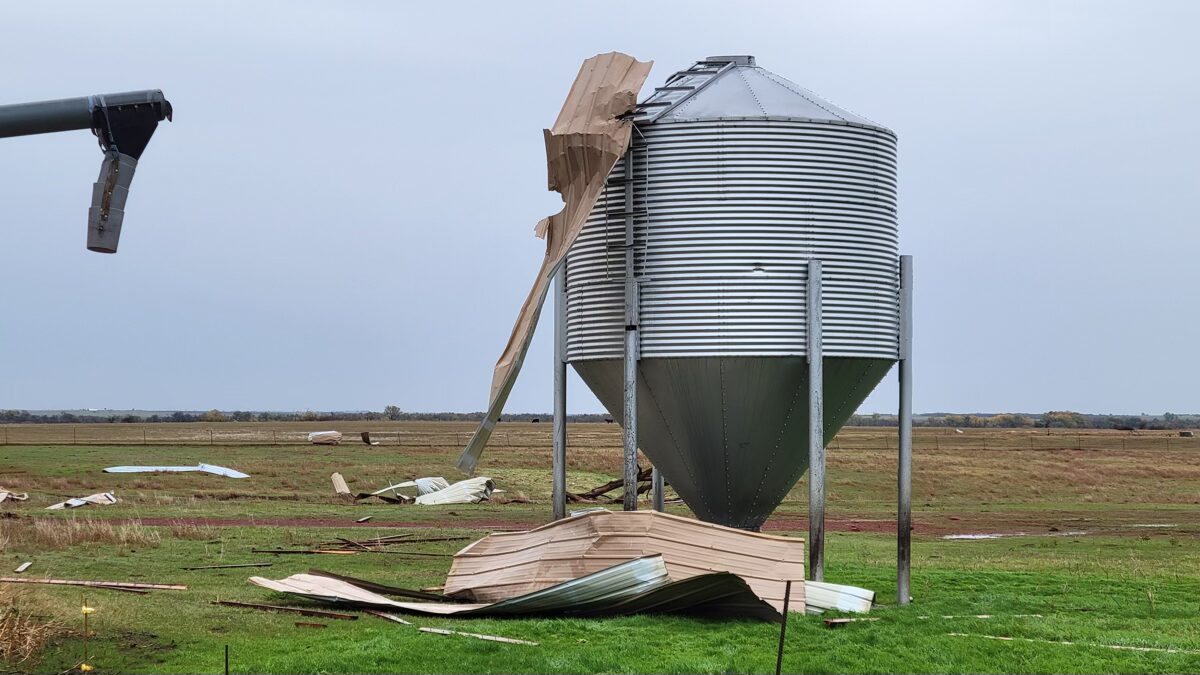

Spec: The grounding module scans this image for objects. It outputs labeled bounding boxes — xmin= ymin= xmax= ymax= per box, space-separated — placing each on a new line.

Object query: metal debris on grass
xmin=946 ymin=632 xmax=1200 ymax=655
xmin=805 ymin=581 xmax=875 ymax=615
xmin=103 ymin=464 xmax=249 ymax=478
xmin=251 ymin=555 xmax=782 ymax=621
xmin=45 ymin=492 xmax=118 ymax=510
xmin=0 ymin=488 xmax=29 ymax=503
xmin=0 ymin=577 xmax=185 ymax=592
xmin=445 ymin=510 xmax=805 ymax=613
xmin=419 ymin=627 xmax=538 ymax=646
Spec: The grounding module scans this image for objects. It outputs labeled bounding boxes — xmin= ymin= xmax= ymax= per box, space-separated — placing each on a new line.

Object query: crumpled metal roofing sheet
xmin=413 ymin=477 xmax=494 ymax=505
xmin=369 ymin=477 xmax=451 ymax=497
xmin=444 ymin=510 xmax=804 ymax=612
xmin=249 ymin=555 xmax=780 ymax=621
xmin=45 ymin=492 xmax=118 ymax=510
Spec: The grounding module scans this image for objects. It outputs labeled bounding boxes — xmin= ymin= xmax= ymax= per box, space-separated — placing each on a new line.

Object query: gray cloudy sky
xmin=1 ymin=1 xmax=1196 ymax=415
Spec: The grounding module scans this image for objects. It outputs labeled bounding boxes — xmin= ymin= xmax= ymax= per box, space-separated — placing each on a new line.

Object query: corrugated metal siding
xmin=565 ymin=119 xmax=899 ymax=361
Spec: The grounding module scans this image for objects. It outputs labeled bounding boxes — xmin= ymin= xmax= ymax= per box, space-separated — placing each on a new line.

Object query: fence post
xmin=210 ymin=429 xmax=214 ymax=445
xmin=273 ymin=430 xmax=277 ymax=446
xmin=143 ymin=428 xmax=147 ymax=445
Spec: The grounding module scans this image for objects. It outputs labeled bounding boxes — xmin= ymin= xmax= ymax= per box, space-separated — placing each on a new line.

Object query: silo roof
xmin=639 ymin=55 xmax=890 ymax=132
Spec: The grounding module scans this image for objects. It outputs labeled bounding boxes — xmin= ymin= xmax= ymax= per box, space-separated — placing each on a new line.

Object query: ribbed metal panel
xmin=566 ymin=119 xmax=899 ymax=361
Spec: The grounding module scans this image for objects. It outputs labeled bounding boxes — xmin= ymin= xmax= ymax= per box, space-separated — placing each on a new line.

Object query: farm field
xmin=2 ymin=422 xmax=1200 ymax=673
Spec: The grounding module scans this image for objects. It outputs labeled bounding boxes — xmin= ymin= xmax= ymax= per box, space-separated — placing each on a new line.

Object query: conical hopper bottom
xmin=573 ymin=356 xmax=894 ymax=529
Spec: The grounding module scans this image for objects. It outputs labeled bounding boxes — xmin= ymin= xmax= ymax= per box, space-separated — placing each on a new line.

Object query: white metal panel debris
xmin=46 ymin=492 xmax=118 ymax=510
xmin=331 ymin=473 xmax=351 ymax=497
xmin=370 ymin=477 xmax=452 ymax=498
xmin=308 ymin=431 xmax=343 ymax=445
xmin=804 ymin=581 xmax=875 ymax=614
xmin=414 ymin=477 xmax=494 ymax=505
xmin=0 ymin=488 xmax=29 ymax=503
xmin=103 ymin=464 xmax=249 ymax=478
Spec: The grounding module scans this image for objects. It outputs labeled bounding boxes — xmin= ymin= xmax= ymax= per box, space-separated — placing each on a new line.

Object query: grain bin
xmin=563 ymin=55 xmax=901 ymax=530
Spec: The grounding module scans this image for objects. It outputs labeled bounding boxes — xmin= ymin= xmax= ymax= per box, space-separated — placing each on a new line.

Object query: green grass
xmin=2 ymin=424 xmax=1200 ymax=673
xmin=10 ymin=529 xmax=1200 ymax=673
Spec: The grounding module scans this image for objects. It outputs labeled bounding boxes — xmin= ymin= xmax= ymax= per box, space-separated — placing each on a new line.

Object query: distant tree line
xmin=849 ymin=410 xmax=1197 ymax=430
xmin=0 ymin=407 xmax=1193 ymax=429
xmin=0 ymin=407 xmax=613 ymax=425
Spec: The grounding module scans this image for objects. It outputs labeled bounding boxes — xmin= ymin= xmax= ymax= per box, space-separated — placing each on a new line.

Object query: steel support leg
xmin=552 ymin=268 xmax=568 ymax=521
xmin=651 ymin=466 xmax=664 ymax=511
xmin=622 ymin=153 xmax=639 ymax=512
xmin=807 ymin=259 xmax=825 ymax=581
xmin=897 ymin=254 xmax=914 ymax=604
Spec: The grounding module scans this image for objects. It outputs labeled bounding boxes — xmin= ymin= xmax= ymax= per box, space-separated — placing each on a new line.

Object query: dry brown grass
xmin=0 ymin=517 xmax=161 ymax=551
xmin=0 ymin=586 xmax=63 ymax=665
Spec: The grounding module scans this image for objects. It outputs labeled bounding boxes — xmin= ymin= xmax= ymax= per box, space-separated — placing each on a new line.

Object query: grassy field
xmin=2 ymin=423 xmax=1199 ymax=673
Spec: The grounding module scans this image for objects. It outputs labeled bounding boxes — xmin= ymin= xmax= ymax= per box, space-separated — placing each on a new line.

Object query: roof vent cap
xmin=705 ymin=55 xmax=755 ymax=66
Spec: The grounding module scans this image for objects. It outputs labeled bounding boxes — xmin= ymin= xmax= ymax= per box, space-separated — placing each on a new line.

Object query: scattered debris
xmin=355 ymin=516 xmax=373 ymax=523
xmin=824 ymin=617 xmax=880 ymax=628
xmin=308 ymin=431 xmax=343 ymax=445
xmin=419 ymin=627 xmax=538 ymax=646
xmin=352 ymin=477 xmax=498 ymax=505
xmin=943 ymin=531 xmax=1088 ymax=540
xmin=805 ymin=581 xmax=875 ymax=615
xmin=213 ymin=600 xmax=357 ymax=620
xmin=365 ymin=610 xmax=412 ymax=625
xmin=331 ymin=473 xmax=352 ymax=500
xmin=414 ymin=477 xmax=495 ymax=505
xmin=317 ymin=535 xmax=471 ymax=553
xmin=918 ymin=614 xmax=1043 ymax=620
xmin=568 ymin=507 xmax=610 ymax=517
xmin=294 ymin=622 xmax=327 ymax=629
xmin=182 ymin=563 xmax=273 ymax=571
xmin=361 ymin=477 xmax=452 ymax=503
xmin=0 ymin=488 xmax=29 ymax=503
xmin=103 ymin=464 xmax=249 ymax=478
xmin=445 ymin=510 xmax=804 ymax=612
xmin=251 ymin=549 xmax=358 ymax=556
xmin=0 ymin=577 xmax=186 ymax=591
xmin=45 ymin=492 xmax=118 ymax=510
xmin=566 ymin=467 xmax=656 ymax=503
xmin=250 ymin=555 xmax=781 ymax=620
xmin=307 ymin=570 xmax=453 ymax=602
xmin=14 ymin=562 xmax=31 ymax=574
xmin=360 ymin=432 xmax=380 ymax=446
xmin=1180 ymin=431 xmax=1194 ymax=438
xmin=946 ymin=632 xmax=1200 ymax=655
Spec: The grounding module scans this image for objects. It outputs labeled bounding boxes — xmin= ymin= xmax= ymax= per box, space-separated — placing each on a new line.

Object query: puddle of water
xmin=1130 ymin=523 xmax=1177 ymax=528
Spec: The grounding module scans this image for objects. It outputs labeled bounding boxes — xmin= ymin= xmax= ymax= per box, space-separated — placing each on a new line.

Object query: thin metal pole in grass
xmin=225 ymin=644 xmax=229 ymax=675
xmin=775 ymin=580 xmax=792 ymax=675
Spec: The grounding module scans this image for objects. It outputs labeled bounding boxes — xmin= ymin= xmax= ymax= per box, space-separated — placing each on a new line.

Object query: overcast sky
xmin=1 ymin=1 xmax=1196 ymax=415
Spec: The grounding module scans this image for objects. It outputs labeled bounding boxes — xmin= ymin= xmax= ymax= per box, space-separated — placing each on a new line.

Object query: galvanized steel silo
xmin=564 ymin=55 xmax=900 ymax=529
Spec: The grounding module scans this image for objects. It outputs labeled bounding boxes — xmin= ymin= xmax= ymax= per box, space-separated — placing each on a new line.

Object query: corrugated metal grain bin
xmin=564 ymin=56 xmax=899 ymax=528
